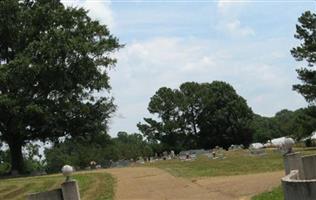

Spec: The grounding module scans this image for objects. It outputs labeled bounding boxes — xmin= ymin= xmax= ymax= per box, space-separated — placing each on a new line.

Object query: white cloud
xmin=217 ymin=0 xmax=254 ymax=37
xmin=225 ymin=19 xmax=255 ymax=37
xmin=61 ymin=0 xmax=114 ymax=30
xmin=107 ymin=37 xmax=306 ymax=136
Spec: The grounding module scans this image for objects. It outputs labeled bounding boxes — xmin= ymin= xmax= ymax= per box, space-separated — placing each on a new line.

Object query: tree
xmin=251 ymin=110 xmax=295 ymax=143
xmin=251 ymin=114 xmax=278 ymax=143
xmin=291 ymin=11 xmax=316 ymax=103
xmin=291 ymin=106 xmax=316 ymax=140
xmin=138 ymin=87 xmax=187 ymax=152
xmin=138 ymin=86 xmax=196 ymax=152
xmin=113 ymin=132 xmax=154 ymax=160
xmin=0 ymin=0 xmax=121 ymax=174
xmin=196 ymin=82 xmax=253 ymax=149
xmin=138 ymin=81 xmax=254 ymax=151
xmin=251 ymin=107 xmax=316 ymax=142
xmin=179 ymin=82 xmax=204 ymax=148
xmin=45 ymin=132 xmax=112 ymax=173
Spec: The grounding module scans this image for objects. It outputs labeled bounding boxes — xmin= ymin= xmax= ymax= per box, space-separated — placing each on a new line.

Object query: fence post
xmin=61 ymin=180 xmax=81 ymax=200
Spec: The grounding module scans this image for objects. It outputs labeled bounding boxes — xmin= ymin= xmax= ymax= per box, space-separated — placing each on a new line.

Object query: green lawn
xmin=252 ymin=186 xmax=283 ymax=200
xmin=146 ymin=149 xmax=284 ymax=177
xmin=146 ymin=148 xmax=316 ymax=178
xmin=0 ymin=170 xmax=115 ymax=200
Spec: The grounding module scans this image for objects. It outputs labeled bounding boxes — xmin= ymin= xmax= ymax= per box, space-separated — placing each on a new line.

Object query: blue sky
xmin=62 ymin=0 xmax=315 ymax=137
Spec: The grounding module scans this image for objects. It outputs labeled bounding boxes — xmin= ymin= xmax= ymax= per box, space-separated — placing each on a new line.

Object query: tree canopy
xmin=138 ymin=81 xmax=254 ymax=151
xmin=0 ymin=0 xmax=121 ymax=173
xmin=251 ymin=107 xmax=316 ymax=143
xmin=291 ymin=11 xmax=316 ymax=103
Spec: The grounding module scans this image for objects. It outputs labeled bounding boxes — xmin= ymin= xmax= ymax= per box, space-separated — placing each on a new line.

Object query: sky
xmin=62 ymin=0 xmax=315 ymax=137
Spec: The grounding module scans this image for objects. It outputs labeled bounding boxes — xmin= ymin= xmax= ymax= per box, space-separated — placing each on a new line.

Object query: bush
xmin=0 ymin=162 xmax=11 ymax=175
xmin=24 ymin=159 xmax=45 ymax=174
xmin=305 ymin=138 xmax=313 ymax=147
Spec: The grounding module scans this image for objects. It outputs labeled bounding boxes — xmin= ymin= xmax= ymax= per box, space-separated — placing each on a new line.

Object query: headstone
xmin=170 ymin=150 xmax=175 ymax=158
xmin=90 ymin=161 xmax=97 ymax=169
xmin=136 ymin=157 xmax=145 ymax=164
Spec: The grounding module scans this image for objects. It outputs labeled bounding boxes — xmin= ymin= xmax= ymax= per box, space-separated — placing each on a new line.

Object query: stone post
xmin=283 ymin=152 xmax=304 ymax=179
xmin=61 ymin=180 xmax=81 ymax=200
xmin=301 ymin=155 xmax=316 ymax=180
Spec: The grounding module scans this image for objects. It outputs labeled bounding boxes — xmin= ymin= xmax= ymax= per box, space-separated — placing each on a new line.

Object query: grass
xmin=146 ymin=149 xmax=284 ymax=178
xmin=145 ymin=148 xmax=316 ymax=178
xmin=1 ymin=147 xmax=316 ymax=200
xmin=252 ymin=186 xmax=283 ymax=200
xmin=0 ymin=170 xmax=115 ymax=200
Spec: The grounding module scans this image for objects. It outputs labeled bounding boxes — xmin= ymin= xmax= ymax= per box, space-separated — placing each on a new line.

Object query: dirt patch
xmin=107 ymin=167 xmax=284 ymax=200
xmin=194 ymin=171 xmax=284 ymax=200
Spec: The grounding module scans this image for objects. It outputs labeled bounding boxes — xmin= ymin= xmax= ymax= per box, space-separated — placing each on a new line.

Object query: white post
xmin=61 ymin=165 xmax=81 ymax=200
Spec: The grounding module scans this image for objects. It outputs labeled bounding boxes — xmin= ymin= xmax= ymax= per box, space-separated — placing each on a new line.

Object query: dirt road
xmin=107 ymin=167 xmax=284 ymax=200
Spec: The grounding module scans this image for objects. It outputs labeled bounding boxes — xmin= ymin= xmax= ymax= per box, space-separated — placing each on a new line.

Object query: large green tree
xmin=0 ymin=0 xmax=120 ymax=173
xmin=138 ymin=81 xmax=253 ymax=151
xmin=138 ymin=87 xmax=187 ymax=152
xmin=196 ymin=82 xmax=253 ymax=149
xmin=291 ymin=11 xmax=316 ymax=102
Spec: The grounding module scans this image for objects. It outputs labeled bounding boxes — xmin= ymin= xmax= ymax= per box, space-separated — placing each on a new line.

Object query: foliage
xmin=112 ymin=132 xmax=154 ymax=160
xmin=250 ymin=114 xmax=279 ymax=143
xmin=305 ymin=138 xmax=313 ymax=147
xmin=251 ymin=106 xmax=316 ymax=142
xmin=0 ymin=0 xmax=120 ymax=173
xmin=45 ymin=132 xmax=154 ymax=173
xmin=45 ymin=133 xmax=112 ymax=173
xmin=138 ymin=81 xmax=254 ymax=151
xmin=291 ymin=11 xmax=316 ymax=103
xmin=23 ymin=143 xmax=45 ymax=174
xmin=0 ymin=144 xmax=10 ymax=175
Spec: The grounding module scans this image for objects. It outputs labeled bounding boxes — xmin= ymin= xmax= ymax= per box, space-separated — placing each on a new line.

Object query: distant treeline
xmin=251 ymin=107 xmax=316 ymax=143
xmin=138 ymin=81 xmax=316 ymax=152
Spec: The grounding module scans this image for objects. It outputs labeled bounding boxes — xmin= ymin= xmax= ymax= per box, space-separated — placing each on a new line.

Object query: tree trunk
xmin=8 ymin=141 xmax=24 ymax=175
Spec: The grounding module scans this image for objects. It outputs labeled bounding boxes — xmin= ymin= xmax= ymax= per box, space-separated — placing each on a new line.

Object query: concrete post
xmin=302 ymin=155 xmax=316 ymax=180
xmin=283 ymin=152 xmax=304 ymax=179
xmin=61 ymin=180 xmax=81 ymax=200
xmin=282 ymin=170 xmax=316 ymax=200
